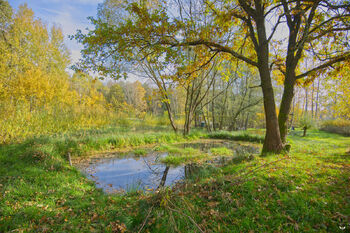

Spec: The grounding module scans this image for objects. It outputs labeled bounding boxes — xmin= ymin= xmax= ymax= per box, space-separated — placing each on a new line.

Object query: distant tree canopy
xmin=74 ymin=0 xmax=350 ymax=153
xmin=0 ymin=3 xmax=113 ymax=142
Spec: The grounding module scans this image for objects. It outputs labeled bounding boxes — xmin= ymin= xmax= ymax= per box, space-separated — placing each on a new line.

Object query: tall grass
xmin=206 ymin=131 xmax=264 ymax=143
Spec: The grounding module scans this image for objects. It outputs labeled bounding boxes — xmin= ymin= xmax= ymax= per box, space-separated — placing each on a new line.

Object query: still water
xmin=79 ymin=140 xmax=259 ymax=193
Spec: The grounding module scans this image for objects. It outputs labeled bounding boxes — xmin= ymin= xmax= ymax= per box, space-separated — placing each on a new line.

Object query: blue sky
xmin=8 ymin=0 xmax=104 ymax=66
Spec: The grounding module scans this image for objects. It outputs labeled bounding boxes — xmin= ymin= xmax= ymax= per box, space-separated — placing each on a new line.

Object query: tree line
xmin=74 ymin=0 xmax=350 ymax=153
xmin=1 ymin=1 xmax=349 ymax=153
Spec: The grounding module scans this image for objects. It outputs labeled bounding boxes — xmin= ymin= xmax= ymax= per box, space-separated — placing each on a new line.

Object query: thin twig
xmin=138 ymin=206 xmax=154 ymax=233
xmin=167 ymin=202 xmax=205 ymax=233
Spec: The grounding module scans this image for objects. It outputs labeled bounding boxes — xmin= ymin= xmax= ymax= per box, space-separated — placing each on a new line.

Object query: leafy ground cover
xmin=0 ymin=129 xmax=349 ymax=232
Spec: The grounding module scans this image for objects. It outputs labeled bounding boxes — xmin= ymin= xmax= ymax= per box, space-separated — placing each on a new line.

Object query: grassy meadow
xmin=2 ymin=1 xmax=350 ymax=232
xmin=0 ymin=128 xmax=349 ymax=232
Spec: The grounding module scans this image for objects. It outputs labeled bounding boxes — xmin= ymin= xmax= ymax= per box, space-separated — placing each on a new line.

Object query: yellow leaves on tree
xmin=0 ymin=3 xmax=112 ymax=143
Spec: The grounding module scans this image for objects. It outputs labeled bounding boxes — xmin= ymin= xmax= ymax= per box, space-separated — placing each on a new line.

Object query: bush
xmin=298 ymin=115 xmax=317 ymax=129
xmin=321 ymin=119 xmax=350 ymax=136
xmin=298 ymin=116 xmax=317 ymax=137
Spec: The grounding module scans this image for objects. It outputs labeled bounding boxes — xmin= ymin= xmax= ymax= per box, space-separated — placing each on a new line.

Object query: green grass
xmin=0 ymin=129 xmax=202 ymax=232
xmin=145 ymin=129 xmax=350 ymax=232
xmin=207 ymin=130 xmax=264 ymax=143
xmin=155 ymin=145 xmax=209 ymax=166
xmin=1 ymin=128 xmax=349 ymax=232
xmin=133 ymin=148 xmax=148 ymax=156
xmin=210 ymin=147 xmax=233 ymax=156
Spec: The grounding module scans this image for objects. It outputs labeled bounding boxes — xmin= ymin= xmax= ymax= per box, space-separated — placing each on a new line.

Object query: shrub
xmin=298 ymin=115 xmax=317 ymax=137
xmin=321 ymin=119 xmax=350 ymax=136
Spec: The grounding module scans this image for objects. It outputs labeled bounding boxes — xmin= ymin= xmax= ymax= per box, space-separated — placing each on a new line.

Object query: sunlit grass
xmin=0 ymin=128 xmax=349 ymax=232
xmin=210 ymin=147 xmax=233 ymax=156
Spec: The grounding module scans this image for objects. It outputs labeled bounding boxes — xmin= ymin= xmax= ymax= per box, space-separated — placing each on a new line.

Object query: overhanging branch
xmin=296 ymin=52 xmax=350 ymax=79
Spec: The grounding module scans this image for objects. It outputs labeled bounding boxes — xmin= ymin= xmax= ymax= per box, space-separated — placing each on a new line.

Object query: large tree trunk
xmin=278 ymin=73 xmax=296 ymax=143
xmin=255 ymin=14 xmax=284 ymax=154
xmin=259 ymin=65 xmax=284 ymax=154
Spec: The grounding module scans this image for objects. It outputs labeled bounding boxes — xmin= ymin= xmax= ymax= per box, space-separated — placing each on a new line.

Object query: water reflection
xmin=79 ymin=140 xmax=259 ymax=193
xmin=83 ymin=153 xmax=188 ymax=193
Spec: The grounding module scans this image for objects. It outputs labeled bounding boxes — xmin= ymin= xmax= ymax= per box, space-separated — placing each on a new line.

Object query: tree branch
xmin=296 ymin=52 xmax=350 ymax=79
xmin=162 ymin=39 xmax=258 ymax=66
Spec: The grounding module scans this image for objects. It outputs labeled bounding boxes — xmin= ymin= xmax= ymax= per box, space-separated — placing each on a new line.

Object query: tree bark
xmin=211 ymin=79 xmax=216 ymax=131
xmin=304 ymin=88 xmax=308 ymax=114
xmin=259 ymin=64 xmax=283 ymax=154
xmin=164 ymin=102 xmax=178 ymax=133
xmin=219 ymin=87 xmax=228 ymax=130
xmin=158 ymin=166 xmax=170 ymax=188
xmin=255 ymin=14 xmax=284 ymax=154
xmin=311 ymin=81 xmax=315 ymax=118
xmin=315 ymin=77 xmax=320 ymax=119
xmin=278 ymin=73 xmax=296 ymax=143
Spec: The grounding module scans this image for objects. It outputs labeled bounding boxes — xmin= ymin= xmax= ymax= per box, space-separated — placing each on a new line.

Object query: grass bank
xmin=1 ymin=129 xmax=349 ymax=232
xmin=0 ymin=128 xmax=203 ymax=232
xmin=145 ymin=130 xmax=350 ymax=232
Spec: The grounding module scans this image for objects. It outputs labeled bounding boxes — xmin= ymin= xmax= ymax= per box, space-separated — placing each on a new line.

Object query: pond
xmin=77 ymin=140 xmax=259 ymax=193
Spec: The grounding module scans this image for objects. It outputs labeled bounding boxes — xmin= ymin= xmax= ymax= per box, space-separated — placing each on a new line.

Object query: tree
xmin=73 ymin=0 xmax=350 ymax=154
xmin=120 ymin=81 xmax=147 ymax=116
xmin=325 ymin=60 xmax=350 ymax=119
xmin=276 ymin=0 xmax=350 ymax=143
xmin=105 ymin=82 xmax=126 ymax=112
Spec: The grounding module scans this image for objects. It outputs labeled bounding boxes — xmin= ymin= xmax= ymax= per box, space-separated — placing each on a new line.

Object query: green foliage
xmin=298 ymin=115 xmax=317 ymax=129
xmin=321 ymin=119 xmax=350 ymax=136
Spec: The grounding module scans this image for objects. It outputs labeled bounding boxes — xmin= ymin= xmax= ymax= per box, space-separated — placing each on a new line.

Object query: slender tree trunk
xmin=244 ymin=90 xmax=252 ymax=130
xmin=219 ymin=87 xmax=228 ymax=130
xmin=202 ymin=109 xmax=211 ymax=132
xmin=303 ymin=126 xmax=307 ymax=137
xmin=304 ymin=88 xmax=308 ymax=115
xmin=183 ymin=111 xmax=192 ymax=135
xmin=311 ymin=81 xmax=315 ymax=118
xmin=211 ymin=79 xmax=216 ymax=131
xmin=315 ymin=77 xmax=320 ymax=120
xmin=289 ymin=91 xmax=296 ymax=129
xmin=244 ymin=112 xmax=249 ymax=130
xmin=165 ymin=102 xmax=177 ymax=133
xmin=158 ymin=166 xmax=170 ymax=188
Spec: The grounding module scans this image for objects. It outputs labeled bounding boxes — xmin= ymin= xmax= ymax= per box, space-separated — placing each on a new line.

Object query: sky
xmin=8 ymin=0 xmax=104 ymax=67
